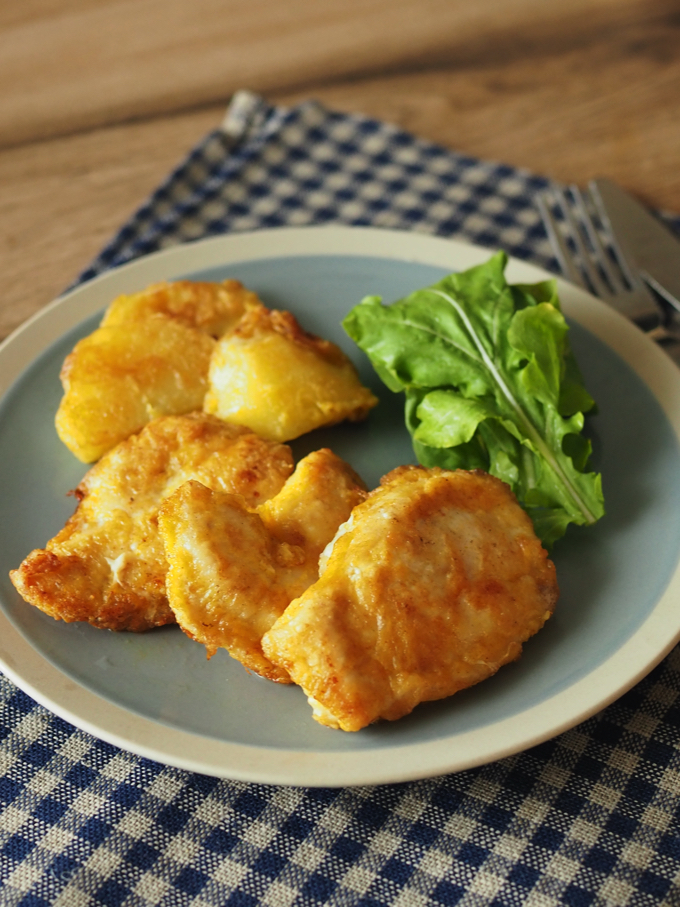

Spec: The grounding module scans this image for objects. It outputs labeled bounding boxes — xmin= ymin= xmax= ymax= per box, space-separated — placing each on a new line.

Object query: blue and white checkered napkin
xmin=3 ymin=91 xmax=680 ymax=907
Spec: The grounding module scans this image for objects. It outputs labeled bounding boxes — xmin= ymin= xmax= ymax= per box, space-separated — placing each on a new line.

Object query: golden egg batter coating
xmin=100 ymin=279 xmax=262 ymax=336
xmin=159 ymin=449 xmax=368 ymax=681
xmin=10 ymin=413 xmax=293 ymax=632
xmin=56 ymin=279 xmax=262 ymax=463
xmin=203 ymin=306 xmax=378 ymax=441
xmin=261 ymin=466 xmax=559 ymax=731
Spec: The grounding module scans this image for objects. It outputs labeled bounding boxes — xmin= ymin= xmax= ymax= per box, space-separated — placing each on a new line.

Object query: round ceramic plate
xmin=1 ymin=226 xmax=680 ymax=788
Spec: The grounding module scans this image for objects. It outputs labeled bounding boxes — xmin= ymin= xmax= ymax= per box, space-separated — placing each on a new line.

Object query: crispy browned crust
xmin=262 ymin=466 xmax=559 ymax=731
xmin=159 ymin=448 xmax=368 ymax=678
xmin=10 ymin=413 xmax=294 ymax=632
xmin=56 ymin=279 xmax=265 ymax=463
xmin=100 ymin=279 xmax=262 ymax=337
xmin=11 ymin=549 xmax=172 ymax=632
xmin=232 ymin=306 xmax=349 ymax=367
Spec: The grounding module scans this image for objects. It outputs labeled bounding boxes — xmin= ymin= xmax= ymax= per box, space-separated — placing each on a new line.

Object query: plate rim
xmin=2 ymin=224 xmax=680 ymax=787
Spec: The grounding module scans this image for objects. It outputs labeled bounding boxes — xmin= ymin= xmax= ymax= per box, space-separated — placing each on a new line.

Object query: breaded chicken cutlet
xmin=10 ymin=413 xmax=293 ymax=632
xmin=159 ymin=449 xmax=368 ymax=682
xmin=262 ymin=466 xmax=559 ymax=731
xmin=56 ymin=279 xmax=262 ymax=462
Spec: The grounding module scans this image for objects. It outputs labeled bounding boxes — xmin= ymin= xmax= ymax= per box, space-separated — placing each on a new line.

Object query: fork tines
xmin=538 ymin=183 xmax=663 ymax=330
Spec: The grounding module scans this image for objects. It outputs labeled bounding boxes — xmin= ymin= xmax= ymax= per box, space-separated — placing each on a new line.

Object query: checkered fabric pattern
xmin=76 ymin=90 xmax=558 ymax=285
xmin=3 ymin=91 xmax=680 ymax=907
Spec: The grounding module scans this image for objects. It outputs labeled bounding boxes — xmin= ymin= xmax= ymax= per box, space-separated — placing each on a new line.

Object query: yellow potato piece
xmin=10 ymin=413 xmax=294 ymax=633
xmin=204 ymin=307 xmax=378 ymax=441
xmin=101 ymin=279 xmax=261 ymax=336
xmin=262 ymin=466 xmax=559 ymax=731
xmin=56 ymin=318 xmax=215 ymax=464
xmin=159 ymin=448 xmax=367 ymax=681
xmin=56 ymin=279 xmax=263 ymax=463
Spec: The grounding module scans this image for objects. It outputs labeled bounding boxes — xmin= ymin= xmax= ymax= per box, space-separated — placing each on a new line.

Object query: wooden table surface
xmin=1 ymin=0 xmax=678 ymax=342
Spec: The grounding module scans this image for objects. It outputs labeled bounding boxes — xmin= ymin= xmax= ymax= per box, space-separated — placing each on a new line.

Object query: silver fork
xmin=537 ymin=183 xmax=674 ymax=342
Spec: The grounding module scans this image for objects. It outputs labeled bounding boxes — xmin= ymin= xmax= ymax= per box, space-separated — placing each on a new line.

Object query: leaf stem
xmin=429 ymin=289 xmax=597 ymax=524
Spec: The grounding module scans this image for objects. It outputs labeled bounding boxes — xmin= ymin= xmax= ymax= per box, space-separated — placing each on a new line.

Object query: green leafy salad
xmin=343 ymin=252 xmax=605 ymax=548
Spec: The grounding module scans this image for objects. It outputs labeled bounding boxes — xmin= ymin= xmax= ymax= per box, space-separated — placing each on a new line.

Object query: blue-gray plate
xmin=1 ymin=227 xmax=680 ymax=786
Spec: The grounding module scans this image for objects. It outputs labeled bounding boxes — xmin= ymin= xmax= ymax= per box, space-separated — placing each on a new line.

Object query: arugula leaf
xmin=343 ymin=251 xmax=604 ymax=548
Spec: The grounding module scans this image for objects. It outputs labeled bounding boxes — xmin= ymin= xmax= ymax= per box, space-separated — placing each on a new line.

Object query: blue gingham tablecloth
xmin=3 ymin=91 xmax=680 ymax=907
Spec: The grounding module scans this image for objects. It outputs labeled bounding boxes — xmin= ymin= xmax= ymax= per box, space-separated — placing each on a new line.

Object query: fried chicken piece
xmin=203 ymin=306 xmax=378 ymax=441
xmin=261 ymin=466 xmax=559 ymax=731
xmin=159 ymin=449 xmax=368 ymax=681
xmin=10 ymin=413 xmax=293 ymax=632
xmin=56 ymin=280 xmax=262 ymax=462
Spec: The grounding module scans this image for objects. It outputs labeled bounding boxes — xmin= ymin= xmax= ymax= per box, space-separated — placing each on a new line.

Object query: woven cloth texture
xmin=2 ymin=91 xmax=680 ymax=907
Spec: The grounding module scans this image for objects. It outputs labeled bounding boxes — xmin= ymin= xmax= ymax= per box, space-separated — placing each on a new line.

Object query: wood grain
xmin=0 ymin=0 xmax=672 ymax=147
xmin=1 ymin=0 xmax=679 ymax=340
xmin=288 ymin=12 xmax=680 ymax=210
xmin=0 ymin=108 xmax=221 ymax=340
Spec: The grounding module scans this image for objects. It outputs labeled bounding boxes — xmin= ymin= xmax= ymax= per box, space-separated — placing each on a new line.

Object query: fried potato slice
xmin=262 ymin=466 xmax=559 ymax=731
xmin=203 ymin=306 xmax=378 ymax=441
xmin=56 ymin=280 xmax=262 ymax=462
xmin=100 ymin=279 xmax=261 ymax=336
xmin=10 ymin=413 xmax=293 ymax=632
xmin=159 ymin=449 xmax=368 ymax=681
xmin=56 ymin=319 xmax=214 ymax=464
